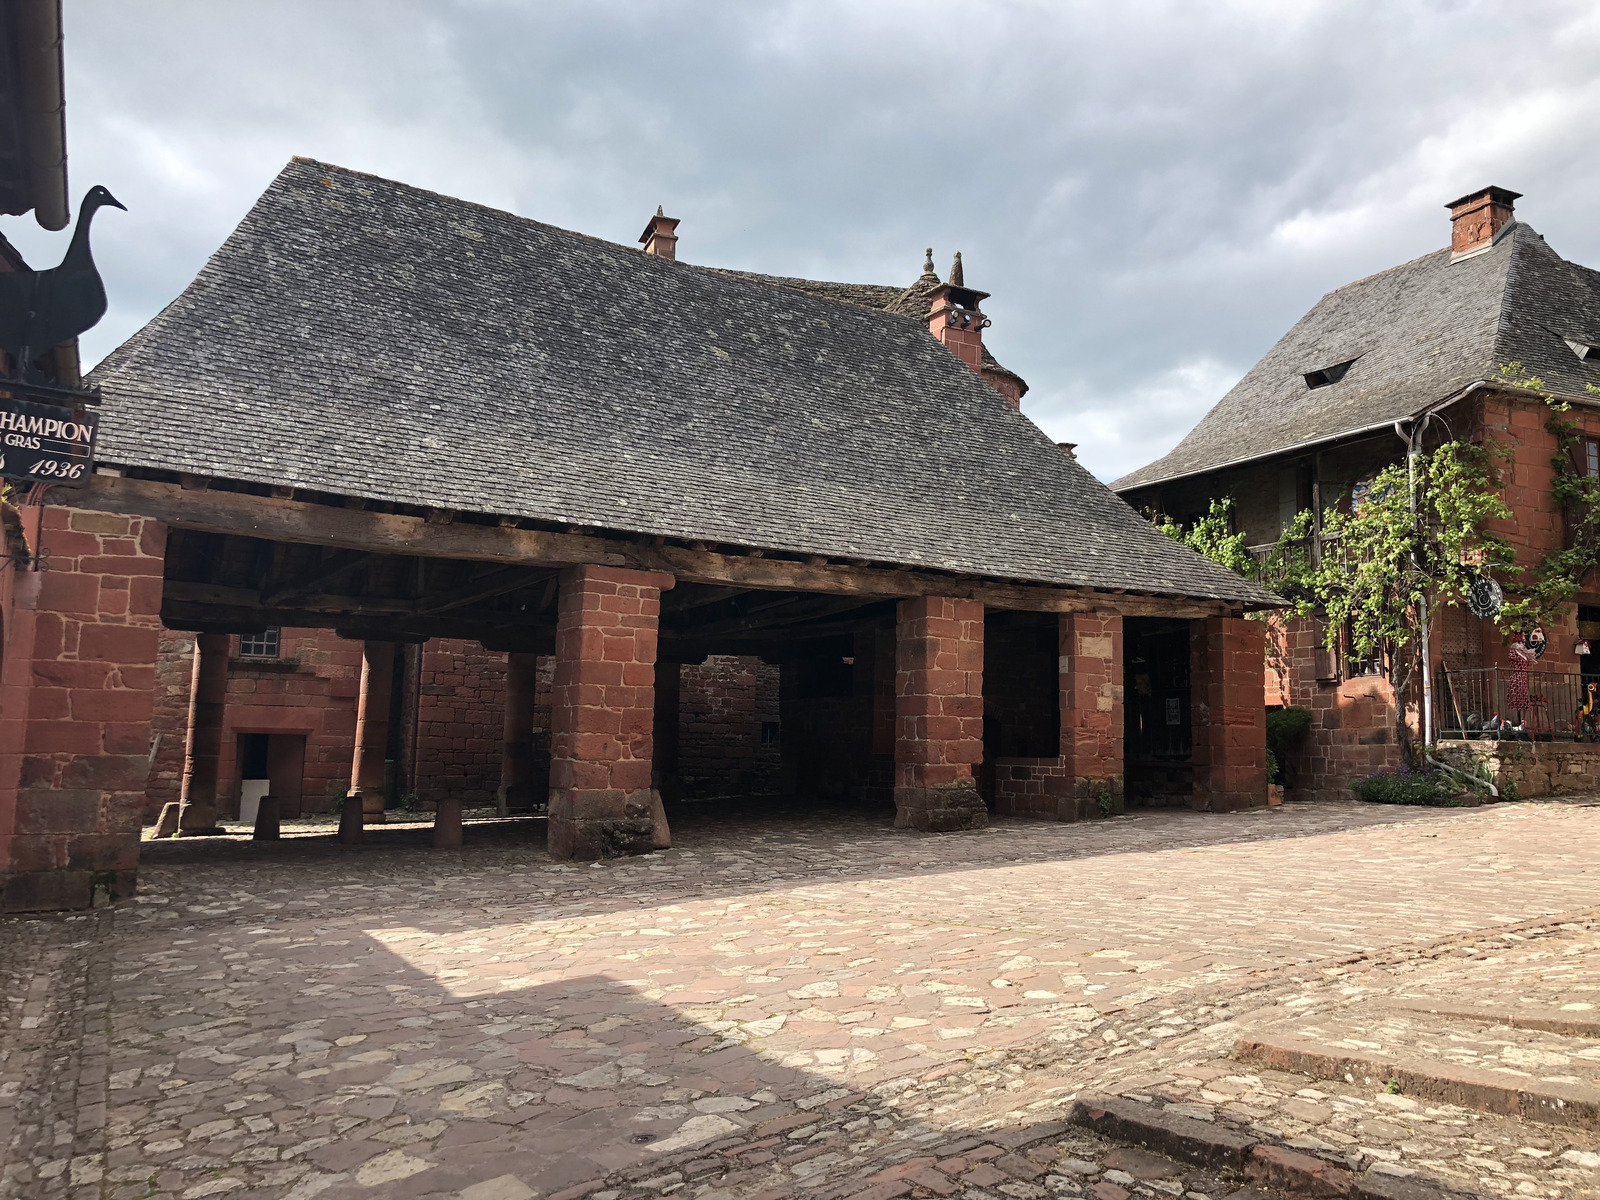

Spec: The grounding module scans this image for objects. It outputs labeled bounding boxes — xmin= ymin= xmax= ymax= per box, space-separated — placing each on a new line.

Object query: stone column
xmin=176 ymin=633 xmax=229 ymax=835
xmin=497 ymin=651 xmax=540 ymax=815
xmin=1191 ymin=616 xmax=1269 ymax=812
xmin=349 ymin=641 xmax=395 ymax=824
xmin=1060 ymin=613 xmax=1124 ymax=817
xmin=547 ymin=565 xmax=674 ymax=860
xmin=0 ymin=506 xmax=166 ymax=912
xmin=894 ymin=596 xmax=988 ymax=832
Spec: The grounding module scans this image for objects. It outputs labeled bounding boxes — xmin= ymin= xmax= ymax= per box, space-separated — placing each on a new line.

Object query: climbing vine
xmin=1494 ymin=362 xmax=1600 ymax=631
xmin=1152 ymin=496 xmax=1254 ymax=577
xmin=1265 ymin=440 xmax=1513 ymax=758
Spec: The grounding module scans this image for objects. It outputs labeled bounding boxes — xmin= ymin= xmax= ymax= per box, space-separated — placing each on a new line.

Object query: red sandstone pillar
xmin=1060 ymin=613 xmax=1124 ymax=818
xmin=1191 ymin=616 xmax=1269 ymax=812
xmin=0 ymin=505 xmax=166 ymax=912
xmin=349 ymin=641 xmax=395 ymax=824
xmin=894 ymin=596 xmax=988 ymax=832
xmin=176 ymin=633 xmax=229 ymax=835
xmin=547 ymin=565 xmax=674 ymax=860
xmin=497 ymin=651 xmax=540 ymax=815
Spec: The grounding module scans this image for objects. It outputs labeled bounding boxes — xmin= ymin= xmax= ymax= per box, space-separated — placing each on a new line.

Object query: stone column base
xmin=176 ymin=802 xmax=223 ymax=836
xmin=547 ymin=789 xmax=656 ymax=860
xmin=893 ymin=783 xmax=989 ymax=833
xmin=358 ymin=789 xmax=387 ymax=824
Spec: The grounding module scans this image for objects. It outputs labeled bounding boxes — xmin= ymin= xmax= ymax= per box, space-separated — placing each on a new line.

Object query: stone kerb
xmin=0 ymin=504 xmax=166 ymax=912
xmin=547 ymin=565 xmax=674 ymax=860
xmin=893 ymin=595 xmax=988 ymax=832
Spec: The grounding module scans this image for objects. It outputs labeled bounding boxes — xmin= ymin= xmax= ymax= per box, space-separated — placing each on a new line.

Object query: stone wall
xmin=1435 ymin=739 xmax=1600 ymax=799
xmin=678 ymin=654 xmax=780 ymax=798
xmin=415 ymin=638 xmax=506 ymax=805
xmin=1266 ymin=615 xmax=1402 ymax=800
xmin=147 ymin=627 xmax=364 ymax=819
xmin=0 ymin=504 xmax=166 ymax=911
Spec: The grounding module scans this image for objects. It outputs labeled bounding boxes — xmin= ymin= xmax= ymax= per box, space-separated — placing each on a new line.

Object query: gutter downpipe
xmin=1391 ymin=380 xmax=1492 ymax=753
xmin=1396 ymin=418 xmax=1434 ymax=750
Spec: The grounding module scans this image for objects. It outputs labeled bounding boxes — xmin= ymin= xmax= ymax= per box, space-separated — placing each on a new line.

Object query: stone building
xmin=135 ymin=244 xmax=1037 ymax=823
xmin=1115 ymin=186 xmax=1600 ymax=797
xmin=0 ymin=158 xmax=1276 ymax=911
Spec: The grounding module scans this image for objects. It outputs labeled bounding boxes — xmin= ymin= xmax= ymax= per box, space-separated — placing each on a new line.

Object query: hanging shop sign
xmin=0 ymin=396 xmax=97 ymax=487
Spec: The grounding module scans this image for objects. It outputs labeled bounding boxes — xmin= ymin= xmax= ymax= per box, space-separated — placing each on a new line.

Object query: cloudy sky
xmin=7 ymin=0 xmax=1600 ymax=482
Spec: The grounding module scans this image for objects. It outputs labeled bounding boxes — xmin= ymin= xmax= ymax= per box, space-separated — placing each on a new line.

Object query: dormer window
xmin=1564 ymin=337 xmax=1600 ymax=362
xmin=1303 ymin=357 xmax=1359 ymax=389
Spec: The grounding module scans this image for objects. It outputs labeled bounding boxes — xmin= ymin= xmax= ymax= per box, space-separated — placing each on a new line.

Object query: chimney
xmin=639 ymin=206 xmax=680 ymax=260
xmin=1445 ymin=185 xmax=1520 ymax=257
xmin=927 ymin=251 xmax=991 ymax=375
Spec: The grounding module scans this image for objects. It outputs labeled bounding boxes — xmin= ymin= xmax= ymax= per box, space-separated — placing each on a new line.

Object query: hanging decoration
xmin=1466 ymin=575 xmax=1504 ymax=619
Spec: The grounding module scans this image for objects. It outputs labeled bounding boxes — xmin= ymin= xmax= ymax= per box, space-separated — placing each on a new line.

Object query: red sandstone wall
xmin=147 ymin=628 xmax=364 ymax=819
xmin=678 ymin=654 xmax=780 ymax=798
xmin=415 ymin=638 xmax=507 ymax=805
xmin=0 ymin=504 xmax=165 ymax=910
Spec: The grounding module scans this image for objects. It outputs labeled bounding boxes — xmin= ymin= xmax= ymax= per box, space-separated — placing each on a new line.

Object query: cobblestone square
xmin=5 ymin=799 xmax=1600 ymax=1200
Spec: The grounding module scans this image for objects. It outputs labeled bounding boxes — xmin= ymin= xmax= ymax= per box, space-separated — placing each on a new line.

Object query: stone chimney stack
xmin=927 ymin=251 xmax=991 ymax=375
xmin=639 ymin=206 xmax=680 ymax=260
xmin=1446 ymin=186 xmax=1520 ymax=257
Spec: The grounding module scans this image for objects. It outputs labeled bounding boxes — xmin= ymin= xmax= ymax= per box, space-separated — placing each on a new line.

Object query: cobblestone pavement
xmin=4 ymin=798 xmax=1600 ymax=1200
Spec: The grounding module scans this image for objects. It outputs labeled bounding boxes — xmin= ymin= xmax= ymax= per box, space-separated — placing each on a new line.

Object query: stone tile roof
xmin=90 ymin=158 xmax=1273 ymax=605
xmin=1114 ymin=222 xmax=1600 ymax=492
xmin=712 ymin=265 xmax=1029 ymax=395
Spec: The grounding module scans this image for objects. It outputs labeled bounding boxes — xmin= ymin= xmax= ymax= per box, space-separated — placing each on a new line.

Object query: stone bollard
xmin=253 ymin=794 xmax=281 ymax=841
xmin=152 ymin=802 xmax=181 ymax=839
xmin=649 ymin=788 xmax=672 ymax=850
xmin=339 ymin=793 xmax=365 ymax=845
xmin=433 ymin=794 xmax=463 ymax=849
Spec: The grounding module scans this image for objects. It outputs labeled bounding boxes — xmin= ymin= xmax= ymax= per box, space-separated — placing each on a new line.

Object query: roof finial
xmin=923 ymin=247 xmax=935 ymax=275
xmin=948 ymin=251 xmax=963 ymax=287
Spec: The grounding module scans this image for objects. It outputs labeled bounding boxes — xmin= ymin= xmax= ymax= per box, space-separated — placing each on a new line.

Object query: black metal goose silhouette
xmin=0 ymin=185 xmax=126 ymax=382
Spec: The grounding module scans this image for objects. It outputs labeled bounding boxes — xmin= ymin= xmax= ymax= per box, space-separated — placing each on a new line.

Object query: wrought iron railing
xmin=1435 ymin=666 xmax=1600 ymax=740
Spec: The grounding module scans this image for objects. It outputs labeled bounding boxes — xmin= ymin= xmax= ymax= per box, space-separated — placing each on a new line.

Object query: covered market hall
xmin=0 ymin=160 xmax=1277 ymax=911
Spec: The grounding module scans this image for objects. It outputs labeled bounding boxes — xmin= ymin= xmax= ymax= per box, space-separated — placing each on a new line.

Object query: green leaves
xmin=1153 ymin=496 xmax=1255 ymax=576
xmin=1270 ymin=439 xmax=1511 ymax=663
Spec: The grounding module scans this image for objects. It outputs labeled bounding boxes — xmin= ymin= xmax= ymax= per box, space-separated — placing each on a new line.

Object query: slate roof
xmin=1113 ymin=221 xmax=1600 ymax=492
xmin=90 ymin=157 xmax=1273 ymax=605
xmin=714 ymin=265 xmax=1029 ymax=395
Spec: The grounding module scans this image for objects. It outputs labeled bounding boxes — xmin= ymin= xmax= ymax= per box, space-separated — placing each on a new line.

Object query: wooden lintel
xmin=165 ymin=580 xmax=413 ymax=616
xmin=88 ymin=475 xmax=1248 ymax=618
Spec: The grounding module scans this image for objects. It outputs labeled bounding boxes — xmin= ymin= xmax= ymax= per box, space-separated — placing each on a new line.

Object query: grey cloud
xmin=6 ymin=0 xmax=1599 ymax=481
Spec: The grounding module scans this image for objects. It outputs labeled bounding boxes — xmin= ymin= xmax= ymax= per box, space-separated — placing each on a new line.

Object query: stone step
xmin=1380 ymin=998 xmax=1600 ymax=1039
xmin=1070 ymin=1096 xmax=1472 ymax=1200
xmin=1232 ymin=1010 xmax=1600 ymax=1131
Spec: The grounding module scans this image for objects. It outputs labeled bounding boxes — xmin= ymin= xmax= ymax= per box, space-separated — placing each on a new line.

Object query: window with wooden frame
xmin=1561 ymin=436 xmax=1600 ymax=550
xmin=239 ymin=628 xmax=281 ymax=659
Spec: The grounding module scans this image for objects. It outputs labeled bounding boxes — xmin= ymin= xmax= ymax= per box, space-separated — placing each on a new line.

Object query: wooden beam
xmin=413 ymin=566 xmax=549 ymax=615
xmin=165 ymin=580 xmax=413 ymax=615
xmin=262 ymin=548 xmax=374 ymax=606
xmin=90 ymin=475 xmax=1252 ymax=618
